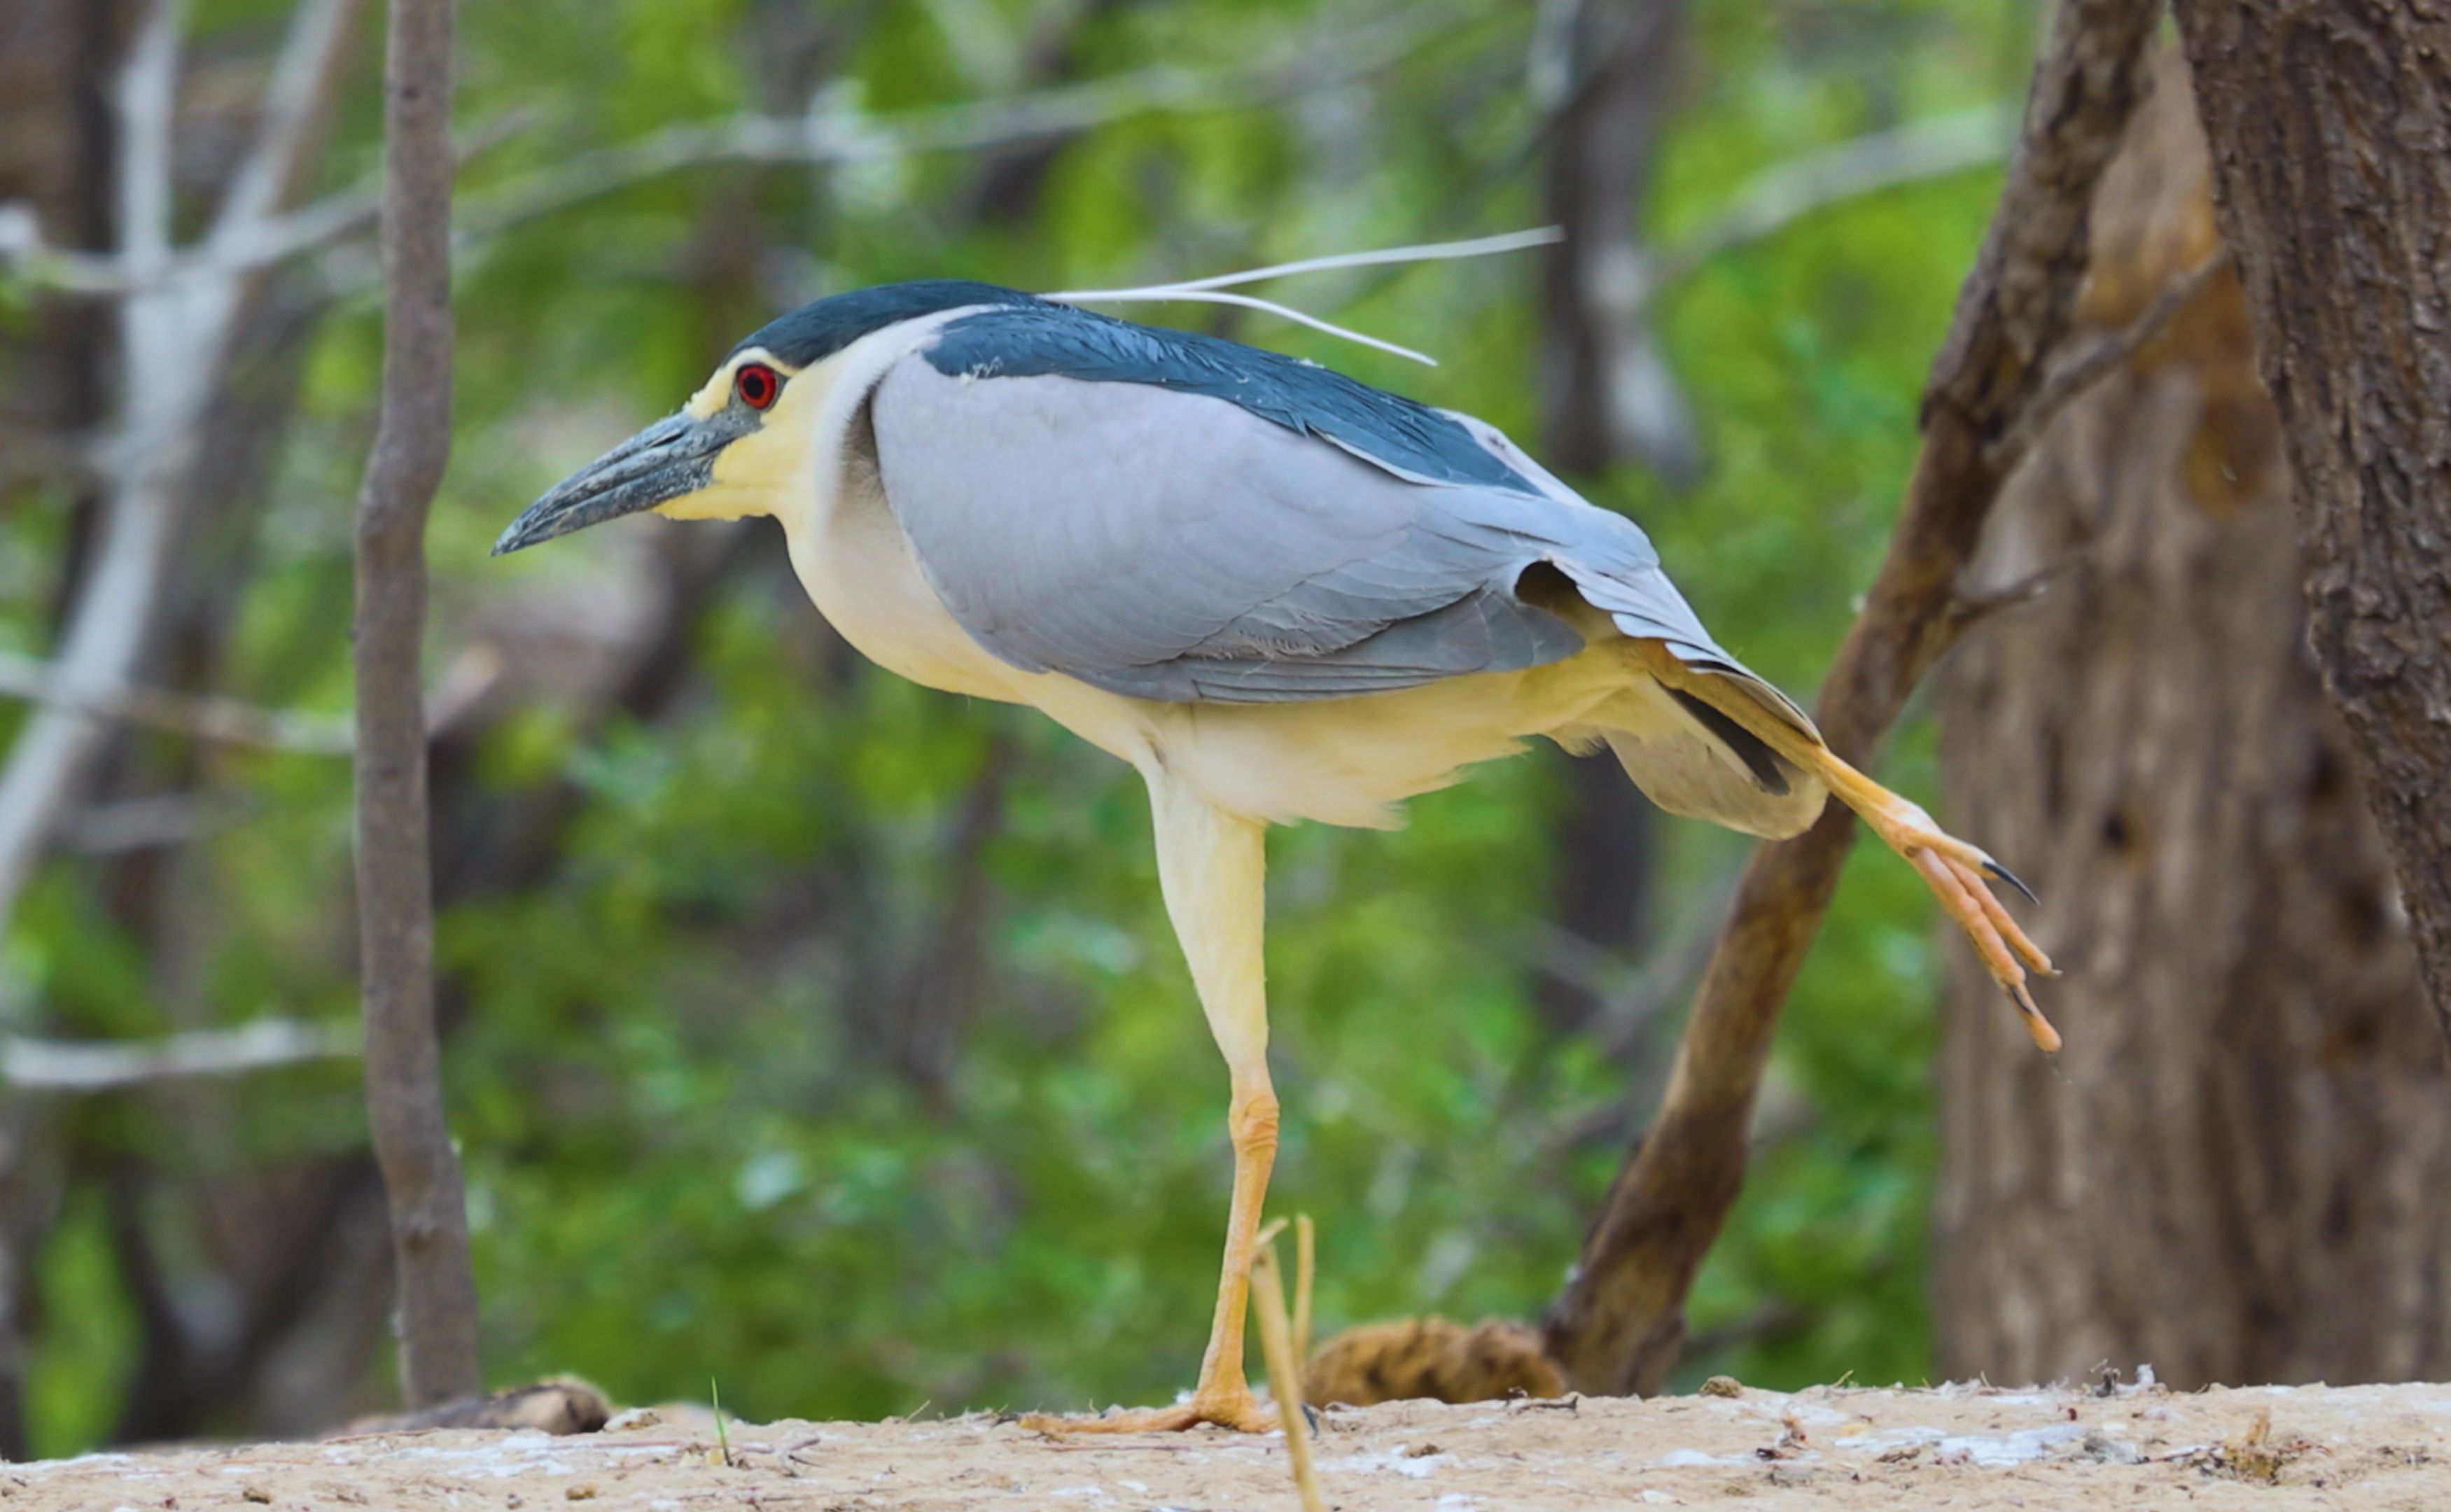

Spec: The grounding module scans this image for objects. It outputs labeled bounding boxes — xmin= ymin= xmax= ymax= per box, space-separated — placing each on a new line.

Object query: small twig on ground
xmin=1507 ymin=1392 xmax=1581 ymax=1413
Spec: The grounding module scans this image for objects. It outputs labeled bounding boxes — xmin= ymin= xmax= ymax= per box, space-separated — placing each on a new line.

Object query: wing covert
xmin=867 ymin=360 xmax=1598 ymax=701
xmin=861 ymin=316 xmax=1771 ymax=709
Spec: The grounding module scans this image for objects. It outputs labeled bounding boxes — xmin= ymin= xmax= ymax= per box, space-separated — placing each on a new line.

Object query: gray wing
xmin=865 ymin=355 xmax=1752 ymax=706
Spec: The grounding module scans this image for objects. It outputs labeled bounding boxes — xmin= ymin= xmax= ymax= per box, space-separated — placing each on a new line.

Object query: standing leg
xmin=1027 ymin=774 xmax=1278 ymax=1434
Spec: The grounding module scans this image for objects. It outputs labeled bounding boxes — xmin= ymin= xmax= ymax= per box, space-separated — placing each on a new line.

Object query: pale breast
xmin=787 ymin=430 xmax=1171 ymax=774
xmin=789 ymin=474 xmax=1021 ymax=702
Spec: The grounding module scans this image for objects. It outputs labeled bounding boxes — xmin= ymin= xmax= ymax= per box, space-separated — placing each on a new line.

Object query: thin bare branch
xmin=1651 ymin=104 xmax=2017 ymax=295
xmin=1597 ymin=872 xmax=1743 ymax=1063
xmin=1987 ymin=246 xmax=2233 ymax=470
xmin=1541 ymin=0 xmax=2164 ymax=1399
xmin=0 ymin=187 xmax=373 ymax=297
xmin=2 ymin=1019 xmax=358 ymax=1092
xmin=59 ymin=793 xmax=240 ymax=855
xmin=1593 ymin=102 xmax=2018 ymax=335
xmin=0 ymin=652 xmax=353 ymax=755
xmin=1945 ymin=549 xmax=2092 ymax=633
xmin=454 ymin=12 xmax=1445 ymax=243
xmin=1 ymin=13 xmax=1442 ymax=299
xmin=211 ymin=0 xmax=363 ymax=238
xmin=0 ymin=643 xmax=496 ymax=755
xmin=0 ymin=0 xmax=377 ymax=962
xmin=0 ymin=113 xmax=537 ymax=298
xmin=354 ymin=0 xmax=480 ymax=1408
xmin=0 ymin=0 xmax=221 ymax=940
xmin=116 ymin=0 xmax=187 ymax=272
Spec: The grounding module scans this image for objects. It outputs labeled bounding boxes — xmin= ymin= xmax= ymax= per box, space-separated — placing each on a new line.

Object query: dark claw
xmin=1300 ymin=1402 xmax=1321 ymax=1433
xmin=1982 ymin=858 xmax=2040 ymax=906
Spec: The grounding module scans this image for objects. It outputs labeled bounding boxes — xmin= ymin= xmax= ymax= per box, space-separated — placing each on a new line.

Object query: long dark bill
xmin=491 ymin=409 xmax=749 ymax=556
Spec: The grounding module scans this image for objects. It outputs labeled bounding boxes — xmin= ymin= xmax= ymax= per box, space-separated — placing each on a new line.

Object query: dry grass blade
xmin=1252 ymin=1238 xmax=1325 ymax=1512
xmin=1293 ymin=1214 xmax=1316 ymax=1365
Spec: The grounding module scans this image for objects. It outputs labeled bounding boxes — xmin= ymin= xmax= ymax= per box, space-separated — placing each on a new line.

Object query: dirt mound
xmin=13 ymin=1378 xmax=2447 ymax=1510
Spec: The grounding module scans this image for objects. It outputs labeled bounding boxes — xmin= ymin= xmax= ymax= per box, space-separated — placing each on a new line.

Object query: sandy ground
xmin=13 ymin=1378 xmax=2451 ymax=1511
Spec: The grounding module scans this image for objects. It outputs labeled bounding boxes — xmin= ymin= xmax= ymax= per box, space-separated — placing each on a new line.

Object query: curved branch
xmin=1540 ymin=0 xmax=2165 ymax=1398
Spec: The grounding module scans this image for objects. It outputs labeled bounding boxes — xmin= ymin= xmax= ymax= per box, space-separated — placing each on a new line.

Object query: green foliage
xmin=15 ymin=0 xmax=2042 ymax=1452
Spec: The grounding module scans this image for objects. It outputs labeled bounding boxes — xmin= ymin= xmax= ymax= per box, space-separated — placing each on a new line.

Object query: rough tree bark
xmin=1932 ymin=52 xmax=2451 ymax=1389
xmin=353 ymin=0 xmax=480 ymax=1406
xmin=1539 ymin=0 xmax=2161 ymax=1396
xmin=2168 ymin=2 xmax=2451 ymax=1044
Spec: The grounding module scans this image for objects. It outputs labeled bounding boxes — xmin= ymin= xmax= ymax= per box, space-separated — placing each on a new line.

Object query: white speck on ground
xmin=11 ymin=1380 xmax=2451 ymax=1510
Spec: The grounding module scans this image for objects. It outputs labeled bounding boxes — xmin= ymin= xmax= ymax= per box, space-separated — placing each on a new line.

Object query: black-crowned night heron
xmin=494 ymin=279 xmax=2053 ymax=1432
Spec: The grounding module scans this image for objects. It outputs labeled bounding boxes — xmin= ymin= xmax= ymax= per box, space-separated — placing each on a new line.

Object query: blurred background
xmin=2 ymin=0 xmax=2440 ymax=1460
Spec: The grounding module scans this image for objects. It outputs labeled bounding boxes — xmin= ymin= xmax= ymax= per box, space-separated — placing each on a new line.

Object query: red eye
xmin=735 ymin=362 xmax=781 ymax=410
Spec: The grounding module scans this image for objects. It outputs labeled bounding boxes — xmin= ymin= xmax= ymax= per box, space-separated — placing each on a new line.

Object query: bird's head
xmin=491 ymin=279 xmax=1037 ymax=556
xmin=488 ymin=343 xmax=809 ymax=556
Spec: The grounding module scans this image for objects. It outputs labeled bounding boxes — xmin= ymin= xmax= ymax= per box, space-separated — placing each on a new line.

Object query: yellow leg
xmin=1626 ymin=639 xmax=2062 ymax=1051
xmin=1026 ymin=780 xmax=1281 ymax=1434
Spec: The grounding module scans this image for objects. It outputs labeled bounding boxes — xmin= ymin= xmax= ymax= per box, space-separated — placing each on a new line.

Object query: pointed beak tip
xmin=489 ymin=513 xmax=543 ymax=557
xmin=489 ymin=411 xmax=719 ymax=563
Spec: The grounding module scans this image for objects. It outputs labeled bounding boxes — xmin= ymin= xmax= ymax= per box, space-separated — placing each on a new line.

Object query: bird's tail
xmin=1582 ymin=666 xmax=1827 ymax=840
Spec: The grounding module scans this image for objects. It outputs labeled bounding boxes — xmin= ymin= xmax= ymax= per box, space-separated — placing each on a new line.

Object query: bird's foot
xmin=1020 ymin=1385 xmax=1276 ymax=1436
xmin=1857 ymin=791 xmax=2062 ymax=1053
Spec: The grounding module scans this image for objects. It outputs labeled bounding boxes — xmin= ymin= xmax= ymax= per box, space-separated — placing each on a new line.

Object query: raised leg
xmin=1026 ymin=777 xmax=1280 ymax=1434
xmin=1806 ymin=748 xmax=2062 ymax=1051
xmin=1626 ymin=639 xmax=2062 ymax=1051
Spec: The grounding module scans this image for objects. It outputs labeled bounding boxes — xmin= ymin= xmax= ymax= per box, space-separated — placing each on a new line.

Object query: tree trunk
xmin=1533 ymin=0 xmax=1686 ymax=1037
xmin=354 ymin=0 xmax=480 ymax=1407
xmin=1933 ymin=52 xmax=2451 ymax=1388
xmin=2168 ymin=1 xmax=2451 ymax=1045
xmin=1540 ymin=0 xmax=1698 ymax=487
xmin=0 ymin=0 xmax=123 ymax=1460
